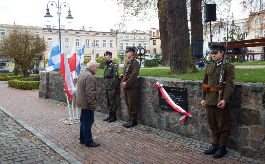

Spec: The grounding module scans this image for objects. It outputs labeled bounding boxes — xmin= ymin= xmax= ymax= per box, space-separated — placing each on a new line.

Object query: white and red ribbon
xmin=156 ymin=82 xmax=192 ymax=123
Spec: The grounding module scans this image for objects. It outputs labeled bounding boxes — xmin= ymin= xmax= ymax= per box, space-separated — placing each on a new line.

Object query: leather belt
xmin=210 ymin=86 xmax=220 ymax=92
xmin=104 ymin=76 xmax=113 ymax=79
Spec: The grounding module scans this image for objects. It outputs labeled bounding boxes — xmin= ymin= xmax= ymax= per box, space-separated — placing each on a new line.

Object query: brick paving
xmin=0 ymin=82 xmax=264 ymax=164
xmin=0 ymin=111 xmax=69 ymax=164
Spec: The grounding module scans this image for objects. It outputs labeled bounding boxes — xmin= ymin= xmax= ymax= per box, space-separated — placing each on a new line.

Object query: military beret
xmin=104 ymin=51 xmax=112 ymax=56
xmin=210 ymin=42 xmax=225 ymax=53
xmin=125 ymin=47 xmax=135 ymax=53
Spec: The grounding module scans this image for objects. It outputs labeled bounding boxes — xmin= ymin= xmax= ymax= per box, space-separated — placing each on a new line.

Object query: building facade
xmin=148 ymin=28 xmax=161 ymax=57
xmin=0 ymin=24 xmax=43 ymax=72
xmin=116 ymin=31 xmax=150 ymax=63
xmin=43 ymin=28 xmax=117 ymax=62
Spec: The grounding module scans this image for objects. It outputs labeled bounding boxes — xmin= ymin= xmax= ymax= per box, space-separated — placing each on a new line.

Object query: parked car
xmin=144 ymin=53 xmax=153 ymax=60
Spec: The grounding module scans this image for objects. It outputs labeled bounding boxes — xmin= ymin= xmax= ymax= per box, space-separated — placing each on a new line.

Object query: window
xmin=255 ymin=31 xmax=260 ymax=38
xmin=46 ymin=25 xmax=51 ymax=29
xmin=65 ymin=38 xmax=69 ymax=47
xmin=120 ymin=43 xmax=124 ymax=50
xmin=25 ymin=31 xmax=30 ymax=34
xmin=153 ymin=31 xmax=156 ymax=37
xmin=263 ymin=30 xmax=265 ymax=37
xmin=153 ymin=40 xmax=156 ymax=45
xmin=76 ymin=38 xmax=80 ymax=47
xmin=103 ymin=40 xmax=107 ymax=48
xmin=110 ymin=40 xmax=113 ymax=48
xmin=35 ymin=32 xmax=40 ymax=37
xmin=255 ymin=18 xmax=259 ymax=25
xmin=61 ymin=25 xmax=65 ymax=29
xmin=95 ymin=40 xmax=100 ymax=47
xmin=132 ymin=42 xmax=136 ymax=47
xmin=48 ymin=38 xmax=53 ymax=47
xmin=144 ymin=43 xmax=147 ymax=49
xmin=86 ymin=39 xmax=90 ymax=47
xmin=153 ymin=48 xmax=156 ymax=54
xmin=0 ymin=30 xmax=5 ymax=36
xmin=126 ymin=42 xmax=130 ymax=48
xmin=242 ymin=26 xmax=245 ymax=32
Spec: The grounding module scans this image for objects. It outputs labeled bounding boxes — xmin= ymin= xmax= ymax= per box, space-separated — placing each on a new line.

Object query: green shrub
xmin=8 ymin=79 xmax=39 ymax=90
xmin=144 ymin=59 xmax=159 ymax=67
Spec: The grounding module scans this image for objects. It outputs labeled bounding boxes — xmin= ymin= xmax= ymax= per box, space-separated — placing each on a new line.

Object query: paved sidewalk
xmin=0 ymin=82 xmax=264 ymax=164
xmin=0 ymin=111 xmax=69 ymax=164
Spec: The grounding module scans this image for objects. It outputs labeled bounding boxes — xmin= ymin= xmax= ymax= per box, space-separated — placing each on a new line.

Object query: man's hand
xmin=91 ymin=108 xmax=96 ymax=111
xmin=121 ymin=82 xmax=127 ymax=88
xmin=217 ymin=100 xmax=226 ymax=109
xmin=201 ymin=100 xmax=206 ymax=108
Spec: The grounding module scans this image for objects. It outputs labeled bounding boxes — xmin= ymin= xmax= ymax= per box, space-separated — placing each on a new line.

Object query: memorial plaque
xmin=158 ymin=86 xmax=187 ymax=111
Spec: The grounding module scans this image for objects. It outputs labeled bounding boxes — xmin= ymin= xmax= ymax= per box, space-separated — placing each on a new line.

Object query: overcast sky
xmin=0 ymin=0 xmax=254 ymax=32
xmin=0 ymin=0 xmax=159 ymax=32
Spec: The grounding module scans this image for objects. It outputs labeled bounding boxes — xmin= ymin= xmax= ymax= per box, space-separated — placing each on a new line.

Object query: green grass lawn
xmin=232 ymin=60 xmax=265 ymax=66
xmin=96 ymin=67 xmax=265 ymax=83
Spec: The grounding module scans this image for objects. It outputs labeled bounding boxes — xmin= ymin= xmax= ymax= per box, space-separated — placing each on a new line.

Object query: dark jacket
xmin=123 ymin=59 xmax=140 ymax=88
xmin=76 ymin=68 xmax=97 ymax=110
xmin=202 ymin=63 xmax=235 ymax=105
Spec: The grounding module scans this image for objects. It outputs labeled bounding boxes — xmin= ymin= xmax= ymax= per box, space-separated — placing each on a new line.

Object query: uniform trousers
xmin=206 ymin=105 xmax=231 ymax=146
xmin=80 ymin=109 xmax=94 ymax=145
xmin=105 ymin=89 xmax=117 ymax=112
xmin=124 ymin=87 xmax=139 ymax=121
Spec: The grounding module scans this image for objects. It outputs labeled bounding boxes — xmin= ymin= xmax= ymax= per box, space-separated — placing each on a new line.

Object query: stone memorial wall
xmin=39 ymin=71 xmax=265 ymax=160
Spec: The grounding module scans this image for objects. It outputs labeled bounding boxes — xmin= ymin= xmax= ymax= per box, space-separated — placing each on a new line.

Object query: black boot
xmin=204 ymin=143 xmax=219 ymax=155
xmin=103 ymin=111 xmax=111 ymax=121
xmin=108 ymin=111 xmax=117 ymax=122
xmin=123 ymin=120 xmax=131 ymax=127
xmin=125 ymin=120 xmax=137 ymax=128
xmin=213 ymin=145 xmax=227 ymax=158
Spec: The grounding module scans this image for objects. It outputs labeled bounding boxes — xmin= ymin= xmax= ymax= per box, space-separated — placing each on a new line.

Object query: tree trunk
xmin=191 ymin=0 xmax=203 ymax=40
xmin=165 ymin=0 xmax=197 ymax=74
xmin=158 ymin=0 xmax=170 ymax=66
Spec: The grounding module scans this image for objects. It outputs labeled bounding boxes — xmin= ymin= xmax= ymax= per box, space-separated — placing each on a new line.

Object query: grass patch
xmin=96 ymin=68 xmax=265 ymax=83
xmin=232 ymin=60 xmax=265 ymax=66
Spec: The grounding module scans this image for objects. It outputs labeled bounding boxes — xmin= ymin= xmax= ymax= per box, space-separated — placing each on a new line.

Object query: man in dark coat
xmin=76 ymin=60 xmax=100 ymax=147
xmin=121 ymin=47 xmax=140 ymax=128
xmin=201 ymin=42 xmax=235 ymax=158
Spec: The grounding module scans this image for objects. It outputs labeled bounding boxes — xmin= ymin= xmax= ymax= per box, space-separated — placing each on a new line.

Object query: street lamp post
xmin=44 ymin=0 xmax=73 ymax=51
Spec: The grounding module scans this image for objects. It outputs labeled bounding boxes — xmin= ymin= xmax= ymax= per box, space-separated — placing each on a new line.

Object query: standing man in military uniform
xmin=121 ymin=47 xmax=140 ymax=128
xmin=103 ymin=51 xmax=119 ymax=123
xmin=201 ymin=42 xmax=235 ymax=158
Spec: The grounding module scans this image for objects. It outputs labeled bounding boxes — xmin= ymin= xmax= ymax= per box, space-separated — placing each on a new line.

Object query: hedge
xmin=8 ymin=79 xmax=40 ymax=90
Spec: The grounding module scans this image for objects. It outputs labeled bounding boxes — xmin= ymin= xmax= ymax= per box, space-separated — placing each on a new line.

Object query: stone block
xmin=240 ymin=108 xmax=261 ymax=126
xmin=249 ymin=92 xmax=264 ymax=109
xmin=250 ymin=139 xmax=263 ymax=150
xmin=251 ymin=84 xmax=264 ymax=92
xmin=250 ymin=127 xmax=264 ymax=140
xmin=239 ymin=127 xmax=249 ymax=147
xmin=241 ymin=84 xmax=250 ymax=106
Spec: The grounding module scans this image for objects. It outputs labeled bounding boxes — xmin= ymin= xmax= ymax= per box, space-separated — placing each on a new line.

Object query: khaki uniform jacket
xmin=76 ymin=68 xmax=97 ymax=110
xmin=202 ymin=63 xmax=235 ymax=105
xmin=123 ymin=59 xmax=140 ymax=88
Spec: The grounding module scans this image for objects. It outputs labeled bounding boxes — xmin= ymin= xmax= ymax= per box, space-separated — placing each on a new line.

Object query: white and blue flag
xmin=76 ymin=39 xmax=85 ymax=75
xmin=46 ymin=38 xmax=61 ymax=72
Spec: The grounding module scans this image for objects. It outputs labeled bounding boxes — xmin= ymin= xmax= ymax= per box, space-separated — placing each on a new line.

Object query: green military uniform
xmin=123 ymin=58 xmax=140 ymax=121
xmin=104 ymin=60 xmax=119 ymax=112
xmin=202 ymin=62 xmax=235 ymax=146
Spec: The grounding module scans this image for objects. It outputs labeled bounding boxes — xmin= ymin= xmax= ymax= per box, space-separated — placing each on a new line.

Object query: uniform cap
xmin=210 ymin=42 xmax=225 ymax=53
xmin=104 ymin=51 xmax=112 ymax=56
xmin=125 ymin=47 xmax=135 ymax=53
